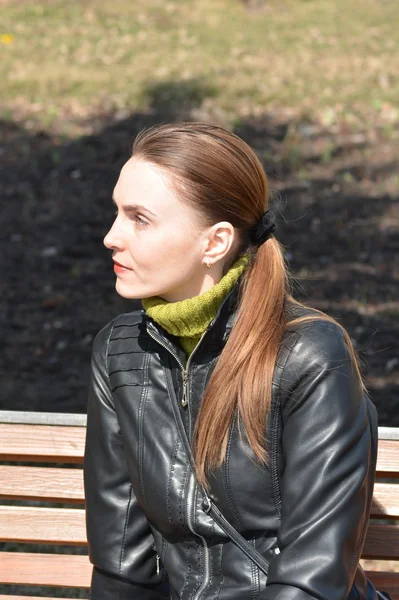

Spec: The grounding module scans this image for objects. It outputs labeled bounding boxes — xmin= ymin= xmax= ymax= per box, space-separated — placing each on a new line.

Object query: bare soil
xmin=1 ymin=107 xmax=398 ymax=423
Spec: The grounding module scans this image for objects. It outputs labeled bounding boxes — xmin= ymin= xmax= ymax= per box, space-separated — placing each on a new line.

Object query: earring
xmin=206 ymin=260 xmax=211 ymax=269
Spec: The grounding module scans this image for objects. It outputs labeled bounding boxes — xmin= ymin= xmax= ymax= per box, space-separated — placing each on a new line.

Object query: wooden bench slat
xmin=0 ymin=424 xmax=85 ymax=463
xmin=0 ymin=597 xmax=86 ymax=600
xmin=4 ymin=467 xmax=397 ymax=515
xmin=371 ymin=483 xmax=399 ymax=519
xmin=0 ymin=465 xmax=84 ymax=503
xmin=0 ymin=552 xmax=91 ymax=587
xmin=377 ymin=440 xmax=399 ymax=478
xmin=0 ymin=424 xmax=396 ymax=468
xmin=364 ymin=524 xmax=399 ymax=559
xmin=0 ymin=506 xmax=87 ymax=545
xmin=365 ymin=571 xmax=399 ymax=600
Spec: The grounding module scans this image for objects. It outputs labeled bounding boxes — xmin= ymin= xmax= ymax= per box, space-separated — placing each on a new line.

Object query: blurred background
xmin=0 ymin=0 xmax=398 ymax=421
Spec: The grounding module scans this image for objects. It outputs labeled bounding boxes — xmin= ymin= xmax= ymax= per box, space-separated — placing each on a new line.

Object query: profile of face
xmin=103 ymin=158 xmax=236 ymax=302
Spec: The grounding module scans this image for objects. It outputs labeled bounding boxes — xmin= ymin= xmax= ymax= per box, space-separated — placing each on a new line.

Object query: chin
xmin=115 ymin=279 xmax=159 ymax=300
xmin=115 ymin=281 xmax=142 ymax=300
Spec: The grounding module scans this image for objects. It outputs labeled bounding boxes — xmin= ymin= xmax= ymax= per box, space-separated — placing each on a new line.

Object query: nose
xmin=103 ymin=220 xmax=123 ymax=251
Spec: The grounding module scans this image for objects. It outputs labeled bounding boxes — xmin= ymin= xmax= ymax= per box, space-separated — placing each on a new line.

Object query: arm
xmin=84 ymin=321 xmax=167 ymax=600
xmin=263 ymin=321 xmax=378 ymax=600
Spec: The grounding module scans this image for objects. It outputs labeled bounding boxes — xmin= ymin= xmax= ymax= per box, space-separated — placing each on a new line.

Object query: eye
xmin=133 ymin=213 xmax=148 ymax=227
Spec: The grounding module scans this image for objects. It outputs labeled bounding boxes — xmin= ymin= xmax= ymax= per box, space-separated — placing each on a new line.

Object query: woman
xmin=84 ymin=123 xmax=382 ymax=600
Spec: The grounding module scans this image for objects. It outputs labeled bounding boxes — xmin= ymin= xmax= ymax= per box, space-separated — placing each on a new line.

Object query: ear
xmin=202 ymin=221 xmax=236 ymax=267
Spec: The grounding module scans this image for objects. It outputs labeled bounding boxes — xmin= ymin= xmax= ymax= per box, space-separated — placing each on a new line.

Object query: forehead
xmin=114 ymin=158 xmax=180 ymax=213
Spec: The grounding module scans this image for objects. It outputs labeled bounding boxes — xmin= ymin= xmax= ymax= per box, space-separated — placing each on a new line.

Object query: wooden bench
xmin=0 ymin=411 xmax=398 ymax=599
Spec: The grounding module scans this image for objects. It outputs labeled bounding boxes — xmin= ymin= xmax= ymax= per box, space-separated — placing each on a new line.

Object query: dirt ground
xmin=1 ymin=102 xmax=398 ymax=423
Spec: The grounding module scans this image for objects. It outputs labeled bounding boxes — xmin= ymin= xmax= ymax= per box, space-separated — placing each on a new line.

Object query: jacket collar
xmin=203 ymin=279 xmax=241 ymax=345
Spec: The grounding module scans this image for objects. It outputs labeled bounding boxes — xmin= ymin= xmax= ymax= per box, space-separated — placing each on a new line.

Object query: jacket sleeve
xmin=84 ymin=321 xmax=168 ymax=600
xmin=262 ymin=321 xmax=378 ymax=600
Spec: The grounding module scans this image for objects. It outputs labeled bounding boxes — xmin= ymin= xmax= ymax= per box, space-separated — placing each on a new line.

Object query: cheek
xmin=162 ymin=233 xmax=198 ymax=264
xmin=148 ymin=226 xmax=197 ymax=259
xmin=151 ymin=245 xmax=183 ymax=270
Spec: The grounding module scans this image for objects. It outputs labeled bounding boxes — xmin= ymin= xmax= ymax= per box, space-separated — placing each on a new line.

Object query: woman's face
xmin=104 ymin=158 xmax=212 ymax=302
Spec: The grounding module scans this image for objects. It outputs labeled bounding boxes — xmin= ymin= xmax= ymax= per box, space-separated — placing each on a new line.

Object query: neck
xmin=142 ymin=255 xmax=248 ymax=357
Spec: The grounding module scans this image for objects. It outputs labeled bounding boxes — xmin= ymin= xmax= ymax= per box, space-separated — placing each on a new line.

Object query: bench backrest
xmin=0 ymin=412 xmax=398 ymax=599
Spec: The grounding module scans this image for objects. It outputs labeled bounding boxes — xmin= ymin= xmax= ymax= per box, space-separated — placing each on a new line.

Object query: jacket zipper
xmin=146 ymin=322 xmax=211 ymax=599
xmin=184 ymin=351 xmax=211 ymax=600
xmin=146 ymin=322 xmax=208 ymax=408
xmin=186 ymin=471 xmax=211 ymax=600
xmin=146 ymin=324 xmax=188 ymax=405
xmin=151 ymin=543 xmax=161 ymax=576
xmin=160 ymin=535 xmax=167 ymax=564
xmin=156 ymin=553 xmax=160 ymax=576
xmin=152 ymin=537 xmax=168 ymax=577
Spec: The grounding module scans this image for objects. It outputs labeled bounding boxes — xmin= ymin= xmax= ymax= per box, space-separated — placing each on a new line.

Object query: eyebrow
xmin=112 ymin=197 xmax=156 ymax=217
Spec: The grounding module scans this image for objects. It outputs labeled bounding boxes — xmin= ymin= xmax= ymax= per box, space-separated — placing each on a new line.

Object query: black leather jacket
xmin=84 ymin=285 xmax=378 ymax=600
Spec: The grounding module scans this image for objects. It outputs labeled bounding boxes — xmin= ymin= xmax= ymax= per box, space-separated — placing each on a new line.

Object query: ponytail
xmin=193 ymin=237 xmax=288 ymax=484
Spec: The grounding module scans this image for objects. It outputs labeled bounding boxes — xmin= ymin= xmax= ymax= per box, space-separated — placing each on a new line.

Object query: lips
xmin=113 ymin=260 xmax=131 ymax=269
xmin=113 ymin=260 xmax=132 ymax=273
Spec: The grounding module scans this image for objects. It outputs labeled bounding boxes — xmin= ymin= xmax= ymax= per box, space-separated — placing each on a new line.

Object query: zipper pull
xmin=156 ymin=554 xmax=160 ymax=575
xmin=202 ymin=493 xmax=212 ymax=514
xmin=182 ymin=370 xmax=188 ymax=407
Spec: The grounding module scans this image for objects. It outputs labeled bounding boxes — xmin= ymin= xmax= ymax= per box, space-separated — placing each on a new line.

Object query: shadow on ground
xmin=1 ymin=78 xmax=398 ymax=422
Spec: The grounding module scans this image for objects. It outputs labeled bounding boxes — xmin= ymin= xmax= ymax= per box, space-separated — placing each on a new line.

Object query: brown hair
xmin=132 ymin=122 xmax=366 ymax=486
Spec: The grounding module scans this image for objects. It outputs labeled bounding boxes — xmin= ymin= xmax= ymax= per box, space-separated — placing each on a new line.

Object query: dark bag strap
xmin=201 ymin=490 xmax=273 ymax=576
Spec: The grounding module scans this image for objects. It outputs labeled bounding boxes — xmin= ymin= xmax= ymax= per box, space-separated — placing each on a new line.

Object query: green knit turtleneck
xmin=142 ymin=255 xmax=248 ymax=357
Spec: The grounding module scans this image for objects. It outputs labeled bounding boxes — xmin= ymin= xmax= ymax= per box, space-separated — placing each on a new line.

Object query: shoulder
xmin=88 ymin=310 xmax=147 ymax=409
xmin=91 ymin=309 xmax=146 ymax=360
xmin=278 ymin=306 xmax=364 ymax=416
xmin=285 ymin=317 xmax=349 ymax=369
xmin=281 ymin=302 xmax=350 ymax=368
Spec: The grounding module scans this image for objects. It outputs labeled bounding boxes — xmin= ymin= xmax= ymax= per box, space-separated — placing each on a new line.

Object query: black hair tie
xmin=249 ymin=210 xmax=276 ymax=247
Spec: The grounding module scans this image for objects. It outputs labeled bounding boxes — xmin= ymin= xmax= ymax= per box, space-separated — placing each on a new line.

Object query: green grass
xmin=1 ymin=0 xmax=398 ymax=133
